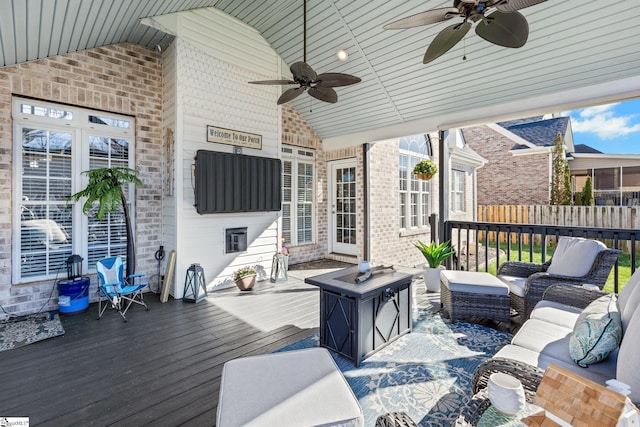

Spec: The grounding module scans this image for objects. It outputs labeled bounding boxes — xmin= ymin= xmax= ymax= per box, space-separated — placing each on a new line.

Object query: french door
xmin=329 ymin=160 xmax=357 ymax=255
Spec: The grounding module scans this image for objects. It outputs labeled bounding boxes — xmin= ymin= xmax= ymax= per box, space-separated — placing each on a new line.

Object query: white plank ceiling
xmin=1 ymin=0 xmax=639 ymax=146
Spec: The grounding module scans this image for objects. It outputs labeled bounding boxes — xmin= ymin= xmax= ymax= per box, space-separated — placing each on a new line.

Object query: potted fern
xmin=415 ymin=240 xmax=455 ymax=292
xmin=68 ymin=167 xmax=143 ymax=279
xmin=412 ymin=159 xmax=438 ymax=180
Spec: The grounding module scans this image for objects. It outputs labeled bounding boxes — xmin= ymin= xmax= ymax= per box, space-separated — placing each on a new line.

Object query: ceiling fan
xmin=383 ymin=0 xmax=548 ymax=64
xmin=249 ymin=0 xmax=361 ymax=105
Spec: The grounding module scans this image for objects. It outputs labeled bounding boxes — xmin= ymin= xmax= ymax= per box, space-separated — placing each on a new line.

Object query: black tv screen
xmin=194 ymin=150 xmax=282 ymax=214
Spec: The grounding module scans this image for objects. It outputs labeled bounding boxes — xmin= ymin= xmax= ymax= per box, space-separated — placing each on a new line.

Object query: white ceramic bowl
xmin=487 ymin=372 xmax=526 ymax=417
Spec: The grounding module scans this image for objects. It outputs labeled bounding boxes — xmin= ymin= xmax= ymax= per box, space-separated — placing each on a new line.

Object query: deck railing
xmin=444 ymin=220 xmax=640 ymax=293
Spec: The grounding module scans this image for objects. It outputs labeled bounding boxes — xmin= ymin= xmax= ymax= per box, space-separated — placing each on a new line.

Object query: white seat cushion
xmin=530 ymin=300 xmax=582 ymax=328
xmin=440 ymin=270 xmax=510 ymax=295
xmin=546 ymin=237 xmax=606 ymax=277
xmin=511 ymin=319 xmax=573 ymax=360
xmin=498 ymin=275 xmax=527 ymax=297
xmin=217 ymin=348 xmax=364 ymax=427
xmin=618 ymin=269 xmax=640 ymax=333
xmin=618 ymin=306 xmax=640 ymax=403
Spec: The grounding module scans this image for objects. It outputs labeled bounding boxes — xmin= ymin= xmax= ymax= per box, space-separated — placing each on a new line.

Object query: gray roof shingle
xmin=500 ymin=116 xmax=570 ymax=148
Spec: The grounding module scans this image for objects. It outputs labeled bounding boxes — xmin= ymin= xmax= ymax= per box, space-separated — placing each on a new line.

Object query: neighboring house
xmin=463 ymin=115 xmax=574 ymax=206
xmin=570 ymin=147 xmax=640 ymax=206
xmin=464 ymin=114 xmax=640 ymax=207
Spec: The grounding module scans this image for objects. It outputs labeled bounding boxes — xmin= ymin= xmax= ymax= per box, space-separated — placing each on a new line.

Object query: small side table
xmin=455 ymin=390 xmax=541 ymax=427
xmin=270 ymin=253 xmax=288 ymax=282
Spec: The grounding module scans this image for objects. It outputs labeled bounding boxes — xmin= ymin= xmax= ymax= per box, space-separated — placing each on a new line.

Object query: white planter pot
xmin=423 ymin=266 xmax=444 ymax=292
xmin=488 ymin=373 xmax=526 ymax=416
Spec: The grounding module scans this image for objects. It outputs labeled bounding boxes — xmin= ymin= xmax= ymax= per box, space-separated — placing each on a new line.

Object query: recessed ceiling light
xmin=336 ymin=49 xmax=348 ymax=61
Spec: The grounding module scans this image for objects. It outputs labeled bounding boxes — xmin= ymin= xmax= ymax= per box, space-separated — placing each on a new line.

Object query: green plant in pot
xmin=232 ymin=265 xmax=257 ymax=291
xmin=68 ymin=167 xmax=143 ymax=279
xmin=415 ymin=240 xmax=455 ymax=292
xmin=412 ymin=159 xmax=438 ymax=180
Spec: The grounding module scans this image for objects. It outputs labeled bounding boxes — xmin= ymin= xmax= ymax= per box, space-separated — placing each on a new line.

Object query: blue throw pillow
xmin=569 ymin=294 xmax=622 ymax=367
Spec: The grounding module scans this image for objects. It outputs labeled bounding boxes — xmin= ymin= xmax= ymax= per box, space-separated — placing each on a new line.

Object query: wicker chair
xmin=497 ymin=239 xmax=620 ymax=321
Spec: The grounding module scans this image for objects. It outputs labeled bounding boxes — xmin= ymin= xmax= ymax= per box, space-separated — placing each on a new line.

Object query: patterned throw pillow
xmin=569 ymin=294 xmax=622 ymax=367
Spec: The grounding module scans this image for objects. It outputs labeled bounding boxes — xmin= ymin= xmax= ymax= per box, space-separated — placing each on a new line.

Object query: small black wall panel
xmin=194 ymin=150 xmax=282 ymax=214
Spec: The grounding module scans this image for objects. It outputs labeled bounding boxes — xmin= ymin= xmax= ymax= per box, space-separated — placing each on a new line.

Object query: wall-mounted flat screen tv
xmin=194 ymin=150 xmax=282 ymax=214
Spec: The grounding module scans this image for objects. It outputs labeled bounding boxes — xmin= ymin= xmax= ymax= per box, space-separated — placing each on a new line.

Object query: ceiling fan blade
xmin=308 ymin=87 xmax=338 ymax=103
xmin=248 ymin=79 xmax=296 ymax=85
xmin=475 ymin=10 xmax=528 ymax=48
xmin=277 ymin=87 xmax=306 ymax=105
xmin=383 ymin=8 xmax=460 ymax=29
xmin=290 ymin=61 xmax=317 ymax=82
xmin=497 ymin=0 xmax=548 ymax=12
xmin=314 ymin=73 xmax=361 ymax=88
xmin=423 ymin=22 xmax=471 ymax=64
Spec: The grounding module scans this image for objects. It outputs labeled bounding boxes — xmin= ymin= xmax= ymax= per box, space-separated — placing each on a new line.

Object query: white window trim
xmin=12 ymin=97 xmax=136 ymax=283
xmin=399 ymin=150 xmax=433 ymax=230
xmin=451 ymin=169 xmax=465 ymax=212
xmin=282 ymin=147 xmax=315 ymax=246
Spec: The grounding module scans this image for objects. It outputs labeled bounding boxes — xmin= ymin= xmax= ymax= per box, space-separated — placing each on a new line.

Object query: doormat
xmin=0 ymin=311 xmax=65 ymax=352
xmin=276 ymin=308 xmax=512 ymax=427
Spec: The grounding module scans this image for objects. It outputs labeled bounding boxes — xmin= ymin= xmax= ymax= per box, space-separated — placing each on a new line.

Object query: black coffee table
xmin=305 ymin=266 xmax=413 ymax=366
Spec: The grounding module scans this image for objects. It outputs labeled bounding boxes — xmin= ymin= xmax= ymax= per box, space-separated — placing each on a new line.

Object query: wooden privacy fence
xmin=477 ymin=205 xmax=640 ymax=251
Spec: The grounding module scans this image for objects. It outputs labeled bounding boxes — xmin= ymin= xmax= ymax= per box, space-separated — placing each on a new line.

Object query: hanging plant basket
xmin=415 ymin=173 xmax=435 ymax=181
xmin=412 ymin=159 xmax=438 ymax=181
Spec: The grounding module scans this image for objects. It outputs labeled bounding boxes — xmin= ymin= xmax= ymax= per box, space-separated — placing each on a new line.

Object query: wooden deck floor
xmin=0 ymin=269 xmax=330 ymax=426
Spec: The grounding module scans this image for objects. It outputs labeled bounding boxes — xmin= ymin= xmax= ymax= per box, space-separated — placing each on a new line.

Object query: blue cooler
xmin=57 ymin=277 xmax=90 ymax=314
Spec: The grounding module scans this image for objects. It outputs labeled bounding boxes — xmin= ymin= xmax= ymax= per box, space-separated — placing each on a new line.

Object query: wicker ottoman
xmin=440 ymin=271 xmax=511 ymax=323
xmin=217 ymin=347 xmax=364 ymax=427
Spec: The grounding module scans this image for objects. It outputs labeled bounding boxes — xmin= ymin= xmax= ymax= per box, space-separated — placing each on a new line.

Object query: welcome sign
xmin=206 ymin=125 xmax=262 ymax=150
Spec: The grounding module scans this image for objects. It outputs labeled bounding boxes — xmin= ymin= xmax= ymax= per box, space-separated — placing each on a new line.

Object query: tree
xmin=562 ymin=163 xmax=572 ymax=205
xmin=68 ymin=167 xmax=143 ymax=278
xmin=581 ymin=176 xmax=594 ymax=206
xmin=550 ymin=133 xmax=572 ymax=205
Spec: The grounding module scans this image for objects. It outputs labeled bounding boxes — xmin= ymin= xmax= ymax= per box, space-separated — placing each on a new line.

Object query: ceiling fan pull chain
xmin=463 ymin=36 xmax=467 ymax=61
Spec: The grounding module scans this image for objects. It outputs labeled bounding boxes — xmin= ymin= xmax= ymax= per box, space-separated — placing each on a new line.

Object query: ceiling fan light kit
xmin=384 ymin=0 xmax=547 ymax=64
xmin=248 ymin=0 xmax=361 ymax=105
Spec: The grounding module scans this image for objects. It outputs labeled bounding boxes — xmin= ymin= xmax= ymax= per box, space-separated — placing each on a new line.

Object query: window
xmin=282 ymin=147 xmax=315 ymax=246
xmin=13 ymin=97 xmax=135 ymax=283
xmin=399 ymin=134 xmax=433 ymax=229
xmin=451 ymin=169 xmax=465 ymax=212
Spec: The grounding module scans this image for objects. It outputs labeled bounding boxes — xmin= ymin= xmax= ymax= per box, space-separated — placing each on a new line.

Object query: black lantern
xmin=66 ymin=254 xmax=84 ymax=281
xmin=183 ymin=263 xmax=207 ymax=303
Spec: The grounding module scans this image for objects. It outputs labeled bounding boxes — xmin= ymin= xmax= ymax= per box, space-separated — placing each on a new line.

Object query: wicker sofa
xmin=472 ymin=272 xmax=640 ymax=407
xmin=498 ymin=237 xmax=621 ymax=321
xmin=378 ymin=274 xmax=640 ymax=427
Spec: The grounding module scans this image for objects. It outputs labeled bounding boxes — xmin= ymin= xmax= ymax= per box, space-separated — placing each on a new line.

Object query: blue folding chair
xmin=96 ymin=256 xmax=149 ymax=322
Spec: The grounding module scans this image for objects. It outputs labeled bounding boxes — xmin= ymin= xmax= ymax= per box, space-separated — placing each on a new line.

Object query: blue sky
xmin=564 ymin=99 xmax=640 ymax=154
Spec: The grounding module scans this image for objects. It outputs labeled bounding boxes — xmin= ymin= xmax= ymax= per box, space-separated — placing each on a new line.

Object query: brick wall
xmin=0 ymin=43 xmax=163 ymax=316
xmin=368 ymin=136 xmax=437 ymax=268
xmin=463 ymin=126 xmax=550 ymax=205
xmin=281 ymin=104 xmax=328 ymax=263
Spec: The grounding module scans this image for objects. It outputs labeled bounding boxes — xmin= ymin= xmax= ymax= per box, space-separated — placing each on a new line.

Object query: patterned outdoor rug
xmin=277 ymin=308 xmax=511 ymax=427
xmin=0 ymin=311 xmax=65 ymax=352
